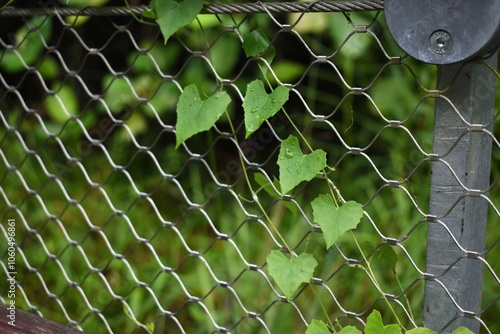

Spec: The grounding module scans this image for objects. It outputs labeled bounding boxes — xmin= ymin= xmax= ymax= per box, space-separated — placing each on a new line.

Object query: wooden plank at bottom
xmin=0 ymin=304 xmax=84 ymax=334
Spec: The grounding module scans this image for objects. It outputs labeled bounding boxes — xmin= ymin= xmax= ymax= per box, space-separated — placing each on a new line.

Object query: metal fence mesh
xmin=0 ymin=2 xmax=498 ymax=333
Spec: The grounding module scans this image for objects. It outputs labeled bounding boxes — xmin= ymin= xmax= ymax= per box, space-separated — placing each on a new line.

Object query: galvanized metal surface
xmin=384 ymin=0 xmax=500 ymax=64
xmin=424 ymin=56 xmax=497 ymax=333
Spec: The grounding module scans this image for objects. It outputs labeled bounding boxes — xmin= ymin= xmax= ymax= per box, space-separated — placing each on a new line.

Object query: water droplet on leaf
xmin=251 ymin=107 xmax=259 ymax=114
xmin=284 ymin=148 xmax=294 ymax=159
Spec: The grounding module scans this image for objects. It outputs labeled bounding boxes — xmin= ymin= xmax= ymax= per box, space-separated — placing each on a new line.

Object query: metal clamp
xmin=384 ymin=0 xmax=500 ymax=64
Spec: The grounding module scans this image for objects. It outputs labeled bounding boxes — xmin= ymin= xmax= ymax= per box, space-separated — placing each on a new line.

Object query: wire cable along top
xmin=0 ymin=1 xmax=384 ymax=16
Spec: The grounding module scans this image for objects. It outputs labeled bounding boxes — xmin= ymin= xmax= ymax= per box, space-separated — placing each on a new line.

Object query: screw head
xmin=429 ymin=30 xmax=452 ymax=54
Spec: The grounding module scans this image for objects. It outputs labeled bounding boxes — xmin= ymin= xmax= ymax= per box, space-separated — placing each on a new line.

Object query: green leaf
xmin=243 ymin=79 xmax=289 ymax=138
xmin=266 ymin=250 xmax=317 ymax=300
xmin=407 ymin=328 xmax=435 ymax=334
xmin=312 ymin=195 xmax=363 ymax=249
xmin=142 ymin=7 xmax=157 ymax=19
xmin=254 ymin=173 xmax=279 ymax=197
xmin=146 ymin=322 xmax=155 ymax=334
xmin=38 ymin=56 xmax=59 ymax=79
xmin=242 ymin=28 xmax=275 ymax=72
xmin=151 ymin=0 xmax=204 ymax=44
xmin=306 ymin=320 xmax=330 ymax=334
xmin=0 ymin=16 xmax=52 ymax=73
xmin=338 ymin=326 xmax=363 ymax=334
xmin=45 ymin=83 xmax=79 ymax=124
xmin=364 ymin=310 xmax=402 ymax=334
xmin=243 ymin=29 xmax=271 ymax=57
xmin=175 ymin=84 xmax=231 ymax=148
xmin=277 ymin=135 xmax=327 ymax=194
xmin=125 ymin=112 xmax=147 ymax=137
xmin=452 ymin=327 xmax=474 ymax=334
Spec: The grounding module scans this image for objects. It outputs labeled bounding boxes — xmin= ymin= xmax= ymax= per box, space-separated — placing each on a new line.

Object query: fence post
xmin=423 ymin=55 xmax=497 ymax=333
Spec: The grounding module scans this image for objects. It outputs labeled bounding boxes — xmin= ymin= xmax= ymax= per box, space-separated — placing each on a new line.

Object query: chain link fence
xmin=0 ymin=1 xmax=498 ymax=333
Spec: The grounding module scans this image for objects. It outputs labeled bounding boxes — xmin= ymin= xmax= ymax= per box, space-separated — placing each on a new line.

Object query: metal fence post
xmin=423 ymin=55 xmax=497 ymax=333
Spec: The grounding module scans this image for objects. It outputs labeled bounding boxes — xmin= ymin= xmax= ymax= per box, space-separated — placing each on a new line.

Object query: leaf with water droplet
xmin=175 ymin=84 xmax=231 ymax=148
xmin=243 ymin=79 xmax=289 ymax=138
xmin=277 ymin=135 xmax=326 ymax=194
xmin=312 ymin=194 xmax=363 ymax=249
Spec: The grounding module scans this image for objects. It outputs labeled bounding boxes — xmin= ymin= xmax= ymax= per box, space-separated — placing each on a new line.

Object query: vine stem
xmin=223 ymin=96 xmax=337 ymax=330
xmin=258 ymin=64 xmax=340 ymax=208
xmin=350 ymin=230 xmax=406 ymax=330
xmin=258 ymin=59 xmax=408 ymax=331
xmin=482 ymin=59 xmax=500 ymax=79
xmin=255 ymin=64 xmax=338 ymax=329
xmin=125 ymin=0 xmax=156 ymax=25
xmin=223 ymin=110 xmax=292 ymax=253
xmin=220 ymin=16 xmax=407 ymax=332
xmin=281 ymin=109 xmax=340 ymax=208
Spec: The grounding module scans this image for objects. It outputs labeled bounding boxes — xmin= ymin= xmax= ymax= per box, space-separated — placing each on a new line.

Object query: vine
xmin=146 ymin=1 xmax=474 ymax=334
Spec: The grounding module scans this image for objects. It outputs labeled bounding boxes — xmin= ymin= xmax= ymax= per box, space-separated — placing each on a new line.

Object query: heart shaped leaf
xmin=365 ymin=310 xmax=402 ymax=334
xmin=266 ymin=250 xmax=317 ymax=300
xmin=175 ymin=84 xmax=231 ymax=148
xmin=306 ymin=320 xmax=331 ymax=334
xmin=243 ymin=79 xmax=289 ymax=138
xmin=312 ymin=194 xmax=363 ymax=249
xmin=277 ymin=135 xmax=326 ymax=194
xmin=151 ymin=0 xmax=204 ymax=44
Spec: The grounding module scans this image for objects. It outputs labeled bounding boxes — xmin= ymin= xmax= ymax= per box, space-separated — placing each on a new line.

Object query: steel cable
xmin=0 ymin=1 xmax=384 ymax=17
